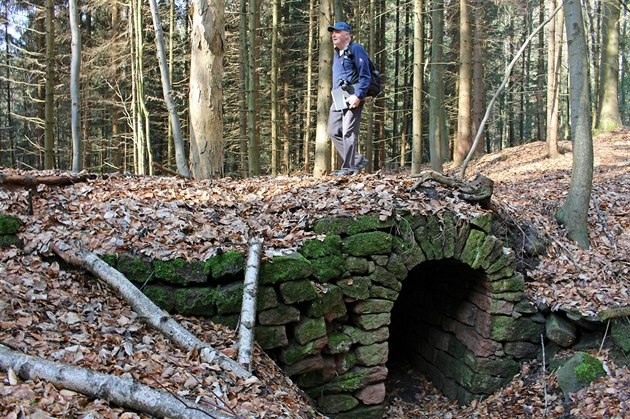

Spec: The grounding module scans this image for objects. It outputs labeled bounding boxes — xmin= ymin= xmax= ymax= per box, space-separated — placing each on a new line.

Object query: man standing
xmin=327 ymin=21 xmax=371 ymax=176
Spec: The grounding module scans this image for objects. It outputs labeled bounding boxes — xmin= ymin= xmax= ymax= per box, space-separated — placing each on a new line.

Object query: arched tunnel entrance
xmin=388 ymin=259 xmax=505 ymax=404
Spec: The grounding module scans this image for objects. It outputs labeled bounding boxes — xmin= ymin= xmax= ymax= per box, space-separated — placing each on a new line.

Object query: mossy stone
xmin=308 ymin=284 xmax=345 ymax=318
xmin=460 ymin=229 xmax=487 ymax=268
xmin=342 ymin=231 xmax=393 ymax=256
xmin=205 ymin=251 xmax=245 ymax=280
xmin=334 ymin=405 xmax=385 ymax=419
xmin=317 ymin=394 xmax=359 ymax=414
xmin=307 ymin=366 xmax=387 ymax=395
xmin=367 ymin=266 xmax=402 ymax=292
xmin=256 ymin=326 xmax=289 ymax=349
xmin=0 ymin=214 xmax=20 ymax=235
xmin=294 ymin=316 xmax=327 ymax=345
xmin=611 ymin=319 xmax=630 ymax=353
xmin=488 ymin=273 xmax=525 ymax=293
xmin=327 ymin=332 xmax=353 ymax=354
xmin=256 ymin=286 xmax=279 ymax=311
xmin=369 ymin=285 xmax=399 ymax=301
xmin=337 ymin=277 xmax=371 ymax=300
xmin=346 ymin=256 xmax=370 ymax=274
xmin=391 ymin=236 xmax=426 ymax=270
xmin=259 ymin=253 xmax=313 ymax=285
xmin=470 ymin=213 xmax=493 ymax=234
xmin=556 ymin=352 xmax=606 ymax=395
xmin=143 ymin=285 xmax=176 ymax=312
xmin=312 ymin=218 xmax=351 ymax=235
xmin=490 ymin=315 xmax=543 ymax=342
xmin=300 ymin=235 xmax=342 ymax=258
xmin=279 ymin=279 xmax=319 ymax=304
xmin=347 ymin=215 xmax=395 ymax=236
xmin=117 ymin=255 xmax=153 ymax=282
xmin=280 ymin=337 xmax=328 ymax=365
xmin=355 ymin=342 xmax=388 ymax=366
xmin=211 ymin=282 xmax=244 ymax=314
xmin=311 ymin=254 xmax=346 ymax=282
xmin=174 ymin=287 xmax=215 ymax=316
xmin=154 ymin=258 xmax=206 ymax=286
xmin=258 ymin=304 xmax=301 ymax=325
xmin=0 ymin=234 xmax=22 ymax=248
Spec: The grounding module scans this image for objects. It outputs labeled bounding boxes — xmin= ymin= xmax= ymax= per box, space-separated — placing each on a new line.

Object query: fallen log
xmin=409 ymin=170 xmax=494 ymax=208
xmin=52 ymin=243 xmax=254 ymax=382
xmin=0 ymin=172 xmax=93 ymax=188
xmin=237 ymin=239 xmax=263 ymax=371
xmin=0 ymin=344 xmax=231 ymax=419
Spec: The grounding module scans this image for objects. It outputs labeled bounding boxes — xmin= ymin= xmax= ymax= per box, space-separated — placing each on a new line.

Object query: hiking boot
xmin=331 ymin=168 xmax=358 ymax=176
xmin=356 ymin=157 xmax=369 ymax=169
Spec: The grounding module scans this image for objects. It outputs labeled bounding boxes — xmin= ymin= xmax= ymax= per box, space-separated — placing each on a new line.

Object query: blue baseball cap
xmin=328 ymin=21 xmax=352 ymax=32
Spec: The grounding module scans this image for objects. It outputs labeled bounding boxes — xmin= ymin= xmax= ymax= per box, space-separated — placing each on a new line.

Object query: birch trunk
xmin=0 ymin=344 xmax=230 ymax=419
xmin=52 ymin=244 xmax=254 ymax=380
xmin=69 ymin=0 xmax=81 ymax=173
xmin=237 ymin=239 xmax=262 ymax=371
xmin=148 ymin=0 xmax=190 ymax=178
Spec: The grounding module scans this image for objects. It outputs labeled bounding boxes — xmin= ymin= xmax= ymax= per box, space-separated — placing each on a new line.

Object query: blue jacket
xmin=332 ymin=42 xmax=371 ymax=99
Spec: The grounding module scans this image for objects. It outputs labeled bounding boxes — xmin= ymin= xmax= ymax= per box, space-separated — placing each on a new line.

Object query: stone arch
xmin=262 ymin=212 xmax=544 ymax=417
xmin=122 ymin=211 xmax=544 ymax=418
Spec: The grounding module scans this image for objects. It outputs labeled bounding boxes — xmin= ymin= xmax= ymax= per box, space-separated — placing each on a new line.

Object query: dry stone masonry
xmin=100 ymin=210 xmax=546 ymax=418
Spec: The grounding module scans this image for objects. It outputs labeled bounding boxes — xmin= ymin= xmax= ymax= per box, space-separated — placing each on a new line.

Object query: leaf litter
xmin=1 ymin=129 xmax=629 ymax=417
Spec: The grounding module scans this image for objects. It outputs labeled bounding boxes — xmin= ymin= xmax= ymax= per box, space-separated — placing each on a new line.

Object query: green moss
xmin=342 ymin=231 xmax=393 ymax=256
xmin=310 ymin=255 xmax=345 ymax=282
xmin=210 ymin=283 xmax=244 ymax=314
xmin=575 ymin=354 xmax=606 ymax=385
xmin=143 ymin=285 xmax=175 ymax=312
xmin=205 ymin=251 xmax=245 ymax=280
xmin=174 ymin=288 xmax=215 ymax=316
xmin=101 ymin=254 xmax=118 ymax=267
xmin=0 ymin=234 xmax=22 ymax=248
xmin=347 ymin=215 xmax=395 ymax=236
xmin=312 ymin=218 xmax=350 ymax=235
xmin=300 ymin=235 xmax=342 ymax=258
xmin=117 ymin=255 xmax=154 ymax=282
xmin=154 ymin=258 xmax=187 ymax=284
xmin=259 ymin=253 xmax=312 ymax=285
xmin=0 ymin=214 xmax=21 ymax=235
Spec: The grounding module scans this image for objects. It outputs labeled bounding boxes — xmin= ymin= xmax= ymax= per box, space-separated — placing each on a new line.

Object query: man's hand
xmin=346 ymin=95 xmax=361 ymax=109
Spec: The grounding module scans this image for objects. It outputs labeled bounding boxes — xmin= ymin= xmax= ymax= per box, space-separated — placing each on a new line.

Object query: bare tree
xmin=556 ymin=0 xmax=594 ymax=249
xmin=411 ymin=0 xmax=423 ymax=174
xmin=189 ymin=0 xmax=225 ymax=178
xmin=69 ymin=0 xmax=81 ymax=172
xmin=596 ymin=0 xmax=622 ymax=131
xmin=313 ymin=0 xmax=332 ymax=177
xmin=148 ymin=0 xmax=190 ymax=178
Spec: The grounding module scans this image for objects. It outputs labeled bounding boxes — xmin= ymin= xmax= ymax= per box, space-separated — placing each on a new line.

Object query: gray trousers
xmin=327 ymin=104 xmax=365 ymax=170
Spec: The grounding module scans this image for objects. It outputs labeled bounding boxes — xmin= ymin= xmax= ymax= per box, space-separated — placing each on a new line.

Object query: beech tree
xmin=596 ymin=0 xmax=622 ymax=132
xmin=556 ymin=0 xmax=594 ymax=249
xmin=189 ymin=0 xmax=225 ymax=178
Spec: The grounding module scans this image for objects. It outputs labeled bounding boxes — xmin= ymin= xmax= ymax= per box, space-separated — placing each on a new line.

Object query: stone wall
xmin=102 ymin=212 xmax=542 ymax=418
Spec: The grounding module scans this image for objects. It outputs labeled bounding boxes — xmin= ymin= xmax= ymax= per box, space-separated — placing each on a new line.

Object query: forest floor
xmin=0 ymin=129 xmax=628 ymax=418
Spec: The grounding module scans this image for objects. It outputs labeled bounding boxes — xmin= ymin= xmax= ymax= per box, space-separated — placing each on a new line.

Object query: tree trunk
xmin=52 ymin=244 xmax=254 ymax=380
xmin=149 ymin=0 xmax=190 ymax=178
xmin=111 ymin=3 xmax=123 ymax=172
xmin=454 ymin=0 xmax=472 ymax=166
xmin=270 ymin=0 xmax=279 ymax=175
xmin=246 ymin=0 xmax=260 ymax=176
xmin=44 ymin=0 xmax=55 ymax=169
xmin=0 ymin=344 xmax=230 ymax=419
xmin=428 ymin=0 xmax=445 ymax=172
xmin=313 ymin=0 xmax=332 ymax=177
xmin=302 ymin=0 xmax=315 ymax=172
xmin=557 ymin=0 xmax=594 ymax=249
xmin=471 ymin=0 xmax=485 ymax=157
xmin=546 ymin=0 xmax=563 ymax=158
xmin=69 ymin=0 xmax=82 ymax=173
xmin=239 ymin=0 xmax=248 ymax=177
xmin=596 ymin=0 xmax=622 ymax=131
xmin=237 ymin=239 xmax=262 ymax=371
xmin=411 ymin=0 xmax=423 ymax=174
xmin=189 ymin=0 xmax=225 ymax=178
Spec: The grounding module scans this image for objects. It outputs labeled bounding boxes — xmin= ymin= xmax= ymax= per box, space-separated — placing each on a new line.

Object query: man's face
xmin=331 ymin=30 xmax=350 ymax=49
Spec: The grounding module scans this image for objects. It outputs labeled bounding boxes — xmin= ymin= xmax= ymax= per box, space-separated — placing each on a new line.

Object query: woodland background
xmin=0 ymin=0 xmax=627 ymax=178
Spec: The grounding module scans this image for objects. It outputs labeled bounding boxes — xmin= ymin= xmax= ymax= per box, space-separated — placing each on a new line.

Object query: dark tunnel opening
xmin=387 ymin=259 xmax=488 ymax=403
